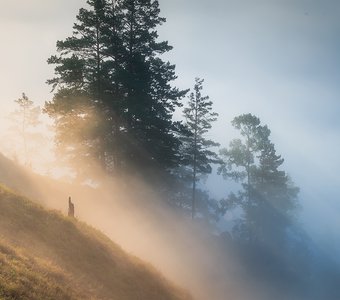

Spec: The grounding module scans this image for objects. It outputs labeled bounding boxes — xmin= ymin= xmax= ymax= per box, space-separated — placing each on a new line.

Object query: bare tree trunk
xmin=192 ymin=94 xmax=198 ymax=220
xmin=68 ymin=197 xmax=75 ymax=218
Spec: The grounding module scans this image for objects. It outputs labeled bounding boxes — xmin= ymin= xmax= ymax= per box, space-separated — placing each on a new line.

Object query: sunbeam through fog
xmin=0 ymin=1 xmax=340 ymax=300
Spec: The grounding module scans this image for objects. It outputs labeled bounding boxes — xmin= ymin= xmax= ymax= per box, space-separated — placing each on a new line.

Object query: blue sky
xmin=0 ymin=0 xmax=340 ymax=251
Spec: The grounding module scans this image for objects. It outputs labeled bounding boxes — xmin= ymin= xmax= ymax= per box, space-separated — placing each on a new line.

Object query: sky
xmin=0 ymin=0 xmax=340 ymax=250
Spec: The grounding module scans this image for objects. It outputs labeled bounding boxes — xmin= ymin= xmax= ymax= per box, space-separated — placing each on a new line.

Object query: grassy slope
xmin=0 ymin=240 xmax=85 ymax=300
xmin=0 ymin=184 xmax=192 ymax=300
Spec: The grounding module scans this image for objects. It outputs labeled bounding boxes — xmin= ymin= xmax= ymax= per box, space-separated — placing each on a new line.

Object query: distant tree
xmin=11 ymin=93 xmax=40 ymax=166
xmin=219 ymin=114 xmax=268 ymax=201
xmin=180 ymin=78 xmax=220 ymax=219
xmin=219 ymin=113 xmax=299 ymax=248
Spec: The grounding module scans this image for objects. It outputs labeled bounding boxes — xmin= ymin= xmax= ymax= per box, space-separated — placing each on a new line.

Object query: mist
xmin=157 ymin=0 xmax=340 ymax=265
xmin=0 ymin=148 xmax=338 ymax=300
xmin=0 ymin=154 xmax=234 ymax=299
xmin=1 ymin=0 xmax=340 ymax=299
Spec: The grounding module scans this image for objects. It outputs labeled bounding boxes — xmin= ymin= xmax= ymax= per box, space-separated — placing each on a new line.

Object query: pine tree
xmin=45 ymin=0 xmax=115 ymax=175
xmin=45 ymin=0 xmax=186 ymax=179
xmin=252 ymin=140 xmax=299 ymax=248
xmin=219 ymin=114 xmax=298 ymax=245
xmin=119 ymin=0 xmax=187 ymax=174
xmin=181 ymin=78 xmax=219 ymax=219
xmin=11 ymin=93 xmax=40 ymax=166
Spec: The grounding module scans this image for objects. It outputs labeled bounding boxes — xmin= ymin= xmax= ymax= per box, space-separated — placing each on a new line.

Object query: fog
xmin=1 ymin=0 xmax=340 ymax=299
xmin=157 ymin=0 xmax=340 ymax=261
xmin=0 ymin=155 xmax=244 ymax=299
xmin=0 ymin=151 xmax=338 ymax=300
xmin=1 ymin=0 xmax=339 ymax=249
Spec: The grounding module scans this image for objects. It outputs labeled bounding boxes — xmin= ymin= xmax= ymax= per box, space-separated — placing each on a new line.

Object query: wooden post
xmin=68 ymin=196 xmax=75 ymax=218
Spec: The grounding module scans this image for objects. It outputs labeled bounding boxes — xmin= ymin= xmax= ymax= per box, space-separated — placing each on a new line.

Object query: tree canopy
xmin=180 ymin=78 xmax=220 ymax=218
xmin=45 ymin=0 xmax=187 ymax=179
xmin=219 ymin=114 xmax=299 ymax=248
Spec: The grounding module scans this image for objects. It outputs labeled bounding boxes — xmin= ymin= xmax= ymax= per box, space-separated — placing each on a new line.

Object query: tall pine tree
xmin=119 ymin=0 xmax=187 ymax=174
xmin=181 ymin=78 xmax=219 ymax=219
xmin=219 ymin=114 xmax=298 ymax=247
xmin=45 ymin=0 xmax=115 ymax=175
xmin=45 ymin=0 xmax=187 ymax=179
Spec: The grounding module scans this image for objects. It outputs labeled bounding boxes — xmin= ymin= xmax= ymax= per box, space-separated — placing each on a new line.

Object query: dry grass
xmin=0 ymin=240 xmax=84 ymax=300
xmin=0 ymin=184 xmax=192 ymax=300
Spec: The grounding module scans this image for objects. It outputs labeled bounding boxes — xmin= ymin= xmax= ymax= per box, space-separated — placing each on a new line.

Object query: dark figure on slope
xmin=68 ymin=196 xmax=74 ymax=218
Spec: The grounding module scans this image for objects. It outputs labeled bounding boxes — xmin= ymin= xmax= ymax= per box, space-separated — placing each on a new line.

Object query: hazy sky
xmin=0 ymin=0 xmax=340 ymax=247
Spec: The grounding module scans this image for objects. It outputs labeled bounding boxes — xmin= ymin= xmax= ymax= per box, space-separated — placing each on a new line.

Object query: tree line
xmin=12 ymin=0 xmax=299 ymax=250
xmin=8 ymin=2 xmax=340 ymax=297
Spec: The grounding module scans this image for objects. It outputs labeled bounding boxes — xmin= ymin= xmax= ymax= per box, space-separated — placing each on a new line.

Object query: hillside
xmin=0 ymin=184 xmax=192 ymax=300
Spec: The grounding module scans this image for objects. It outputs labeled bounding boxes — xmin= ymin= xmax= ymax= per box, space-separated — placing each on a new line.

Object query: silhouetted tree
xmin=11 ymin=93 xmax=40 ymax=166
xmin=118 ymin=0 xmax=187 ymax=175
xmin=180 ymin=78 xmax=219 ymax=219
xmin=45 ymin=0 xmax=120 ymax=175
xmin=219 ymin=113 xmax=298 ymax=247
xmin=45 ymin=0 xmax=186 ymax=180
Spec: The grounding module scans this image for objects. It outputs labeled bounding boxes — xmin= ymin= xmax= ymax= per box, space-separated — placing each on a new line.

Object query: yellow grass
xmin=0 ymin=184 xmax=192 ymax=300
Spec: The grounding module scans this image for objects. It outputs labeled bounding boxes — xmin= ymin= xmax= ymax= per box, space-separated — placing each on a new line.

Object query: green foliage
xmin=177 ymin=78 xmax=220 ymax=219
xmin=44 ymin=89 xmax=103 ymax=177
xmin=45 ymin=0 xmax=187 ymax=178
xmin=219 ymin=114 xmax=268 ymax=183
xmin=182 ymin=78 xmax=220 ymax=175
xmin=219 ymin=114 xmax=299 ymax=247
